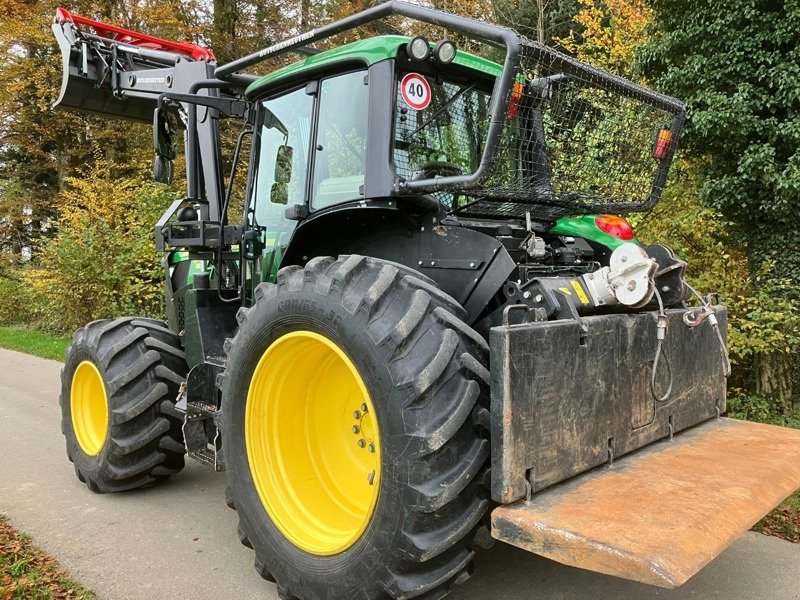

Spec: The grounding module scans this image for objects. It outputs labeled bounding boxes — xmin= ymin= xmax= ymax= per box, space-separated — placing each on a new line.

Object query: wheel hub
xmin=70 ymin=360 xmax=109 ymax=456
xmin=245 ymin=331 xmax=381 ymax=556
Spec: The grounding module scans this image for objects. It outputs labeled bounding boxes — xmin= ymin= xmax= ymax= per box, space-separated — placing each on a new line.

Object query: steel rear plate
xmin=490 ymin=417 xmax=800 ymax=588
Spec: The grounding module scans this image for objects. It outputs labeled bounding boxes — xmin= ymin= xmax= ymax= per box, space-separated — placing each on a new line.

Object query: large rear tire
xmin=221 ymin=255 xmax=491 ymax=600
xmin=60 ymin=317 xmax=188 ymax=492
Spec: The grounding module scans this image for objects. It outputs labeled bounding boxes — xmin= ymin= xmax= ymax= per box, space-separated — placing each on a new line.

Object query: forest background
xmin=0 ymin=0 xmax=798 ymax=425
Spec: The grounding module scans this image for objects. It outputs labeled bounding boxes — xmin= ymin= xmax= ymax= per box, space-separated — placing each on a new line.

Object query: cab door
xmin=246 ymin=84 xmax=313 ymax=291
xmin=245 ymin=69 xmax=369 ymax=296
xmin=309 ymin=70 xmax=369 ymax=211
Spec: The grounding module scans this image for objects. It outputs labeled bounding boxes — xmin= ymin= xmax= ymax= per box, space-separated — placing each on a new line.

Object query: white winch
xmin=581 ymin=243 xmax=657 ymax=308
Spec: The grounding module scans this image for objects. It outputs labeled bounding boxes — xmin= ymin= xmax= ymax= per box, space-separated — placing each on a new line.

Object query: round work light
xmin=408 ymin=36 xmax=431 ymax=61
xmin=433 ymin=39 xmax=457 ymax=64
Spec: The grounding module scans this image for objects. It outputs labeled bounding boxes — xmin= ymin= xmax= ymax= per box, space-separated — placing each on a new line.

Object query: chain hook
xmin=683 ymin=304 xmax=714 ymax=328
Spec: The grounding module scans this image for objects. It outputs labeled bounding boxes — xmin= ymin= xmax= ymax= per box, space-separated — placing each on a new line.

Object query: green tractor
xmin=53 ymin=3 xmax=800 ymax=599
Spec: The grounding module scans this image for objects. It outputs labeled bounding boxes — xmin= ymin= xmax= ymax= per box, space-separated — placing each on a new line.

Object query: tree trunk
xmin=747 ymin=226 xmax=799 ymax=411
xmin=756 ymin=354 xmax=793 ymax=415
xmin=212 ymin=0 xmax=239 ymax=63
xmin=536 ymin=0 xmax=546 ymax=44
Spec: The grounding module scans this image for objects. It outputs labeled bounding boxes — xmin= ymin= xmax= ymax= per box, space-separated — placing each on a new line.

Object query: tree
xmin=490 ymin=0 xmax=580 ymax=47
xmin=639 ymin=0 xmax=800 ymax=404
xmin=557 ymin=0 xmax=651 ymax=77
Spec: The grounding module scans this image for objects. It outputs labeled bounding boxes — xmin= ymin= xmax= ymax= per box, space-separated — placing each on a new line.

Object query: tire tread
xmin=225 ymin=255 xmax=491 ymax=599
xmin=60 ymin=317 xmax=188 ymax=493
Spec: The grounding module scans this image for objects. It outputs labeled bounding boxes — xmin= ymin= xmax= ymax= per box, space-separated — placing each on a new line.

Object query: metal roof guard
xmin=214 ymin=0 xmax=685 ymax=214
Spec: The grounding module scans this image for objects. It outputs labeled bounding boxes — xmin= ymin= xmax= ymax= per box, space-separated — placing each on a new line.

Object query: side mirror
xmin=274 ymin=145 xmax=293 ymax=184
xmin=152 ymin=108 xmax=178 ymax=184
xmin=270 ymin=182 xmax=288 ymax=205
xmin=152 ymin=155 xmax=173 ymax=184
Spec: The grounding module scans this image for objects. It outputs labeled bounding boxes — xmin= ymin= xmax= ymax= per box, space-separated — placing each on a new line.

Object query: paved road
xmin=1 ymin=347 xmax=798 ymax=600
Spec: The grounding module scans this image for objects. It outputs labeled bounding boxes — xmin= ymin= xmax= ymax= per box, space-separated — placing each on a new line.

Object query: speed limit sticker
xmin=401 ymin=73 xmax=432 ymax=110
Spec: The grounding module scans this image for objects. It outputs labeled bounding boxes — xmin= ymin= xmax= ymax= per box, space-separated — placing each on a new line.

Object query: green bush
xmin=26 ymin=177 xmax=173 ymax=334
xmin=726 ymin=394 xmax=786 ymax=426
xmin=0 ymin=276 xmax=29 ymax=326
xmin=635 ymin=162 xmax=800 ymax=413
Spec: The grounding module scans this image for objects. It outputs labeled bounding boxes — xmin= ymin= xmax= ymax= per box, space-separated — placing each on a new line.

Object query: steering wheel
xmin=411 ymin=161 xmax=464 ymax=180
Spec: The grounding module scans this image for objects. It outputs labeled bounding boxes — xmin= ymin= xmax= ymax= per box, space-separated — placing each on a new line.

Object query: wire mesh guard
xmin=393 ymin=38 xmax=683 ymax=219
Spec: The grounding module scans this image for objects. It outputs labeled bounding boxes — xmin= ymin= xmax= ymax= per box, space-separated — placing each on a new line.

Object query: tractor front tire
xmin=60 ymin=317 xmax=188 ymax=493
xmin=221 ymin=255 xmax=491 ymax=600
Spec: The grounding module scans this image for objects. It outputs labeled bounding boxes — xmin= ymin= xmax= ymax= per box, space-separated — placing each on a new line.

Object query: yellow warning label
xmin=559 ymin=287 xmax=572 ymax=296
xmin=571 ymin=280 xmax=590 ymax=304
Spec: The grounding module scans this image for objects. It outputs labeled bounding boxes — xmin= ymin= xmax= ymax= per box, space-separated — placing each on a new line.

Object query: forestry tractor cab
xmin=53 ymin=3 xmax=800 ymax=599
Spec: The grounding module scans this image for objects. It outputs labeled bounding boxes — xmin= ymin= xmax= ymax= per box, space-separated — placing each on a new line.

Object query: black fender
xmin=281 ymin=203 xmax=515 ymax=325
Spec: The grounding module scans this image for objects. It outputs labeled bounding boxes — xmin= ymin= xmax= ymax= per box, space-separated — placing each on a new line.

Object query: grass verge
xmin=754 ymin=491 xmax=800 ymax=543
xmin=0 ymin=327 xmax=71 ymax=362
xmin=0 ymin=515 xmax=96 ymax=600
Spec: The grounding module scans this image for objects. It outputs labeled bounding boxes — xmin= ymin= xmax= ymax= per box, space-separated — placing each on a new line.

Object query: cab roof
xmin=245 ymin=34 xmax=502 ymax=97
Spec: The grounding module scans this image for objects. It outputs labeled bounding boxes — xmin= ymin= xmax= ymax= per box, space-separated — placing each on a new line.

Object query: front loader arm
xmin=52 ymin=7 xmax=215 ymax=121
xmin=52 ymin=8 xmax=252 ymax=222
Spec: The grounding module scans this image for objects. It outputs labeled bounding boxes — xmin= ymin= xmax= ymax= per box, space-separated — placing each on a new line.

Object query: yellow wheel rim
xmin=246 ymin=331 xmax=381 ymax=556
xmin=70 ymin=360 xmax=109 ymax=456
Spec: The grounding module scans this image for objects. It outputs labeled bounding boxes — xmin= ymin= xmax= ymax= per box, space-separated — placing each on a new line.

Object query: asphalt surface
xmin=1 ymin=347 xmax=799 ymax=600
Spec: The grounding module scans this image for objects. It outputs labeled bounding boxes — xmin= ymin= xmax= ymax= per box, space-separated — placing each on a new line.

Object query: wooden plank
xmin=491 ymin=418 xmax=800 ymax=588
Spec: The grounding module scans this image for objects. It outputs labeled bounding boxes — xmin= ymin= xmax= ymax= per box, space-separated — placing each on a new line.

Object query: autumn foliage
xmin=0 ymin=515 xmax=96 ymax=599
xmin=0 ymin=0 xmax=796 ymax=417
xmin=558 ymin=0 xmax=651 ymax=76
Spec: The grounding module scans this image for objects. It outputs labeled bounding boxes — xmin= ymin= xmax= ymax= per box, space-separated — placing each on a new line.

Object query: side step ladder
xmin=491 ymin=418 xmax=800 ymax=588
xmin=177 ymin=386 xmax=225 ymax=471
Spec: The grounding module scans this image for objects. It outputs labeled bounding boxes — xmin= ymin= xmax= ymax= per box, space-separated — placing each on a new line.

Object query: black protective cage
xmin=215 ymin=0 xmax=685 ymax=216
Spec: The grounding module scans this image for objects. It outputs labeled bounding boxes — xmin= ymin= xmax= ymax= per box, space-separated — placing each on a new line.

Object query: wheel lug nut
xmin=361 ymin=403 xmax=368 ymax=413
xmin=368 ymin=443 xmax=375 ymax=453
xmin=352 ymin=425 xmax=360 ymax=434
xmin=357 ymin=439 xmax=366 ymax=448
xmin=353 ymin=410 xmax=361 ymax=419
xmin=367 ymin=470 xmax=376 ymax=485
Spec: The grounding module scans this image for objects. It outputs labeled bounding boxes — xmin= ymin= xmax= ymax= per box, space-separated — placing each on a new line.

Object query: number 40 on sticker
xmin=401 ymin=73 xmax=432 ymax=110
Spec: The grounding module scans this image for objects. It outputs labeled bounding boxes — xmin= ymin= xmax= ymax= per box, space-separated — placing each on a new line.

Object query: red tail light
xmin=595 ymin=215 xmax=634 ymax=240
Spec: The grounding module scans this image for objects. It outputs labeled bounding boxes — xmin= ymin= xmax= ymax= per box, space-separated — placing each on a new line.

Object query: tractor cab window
xmin=250 ymin=86 xmax=313 ymax=283
xmin=392 ymin=70 xmax=492 ymax=205
xmin=311 ymin=70 xmax=369 ymax=210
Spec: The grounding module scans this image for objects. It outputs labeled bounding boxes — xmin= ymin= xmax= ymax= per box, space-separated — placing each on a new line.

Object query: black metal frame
xmin=214 ymin=0 xmax=685 ymax=212
xmin=54 ymin=0 xmax=686 ymax=248
xmin=215 ymin=1 xmax=519 ymax=198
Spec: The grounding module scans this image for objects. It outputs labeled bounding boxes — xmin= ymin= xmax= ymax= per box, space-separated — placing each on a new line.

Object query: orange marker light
xmin=652 ymin=128 xmax=673 ymax=160
xmin=507 ymin=80 xmax=525 ymax=120
xmin=595 ymin=215 xmax=634 ymax=240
